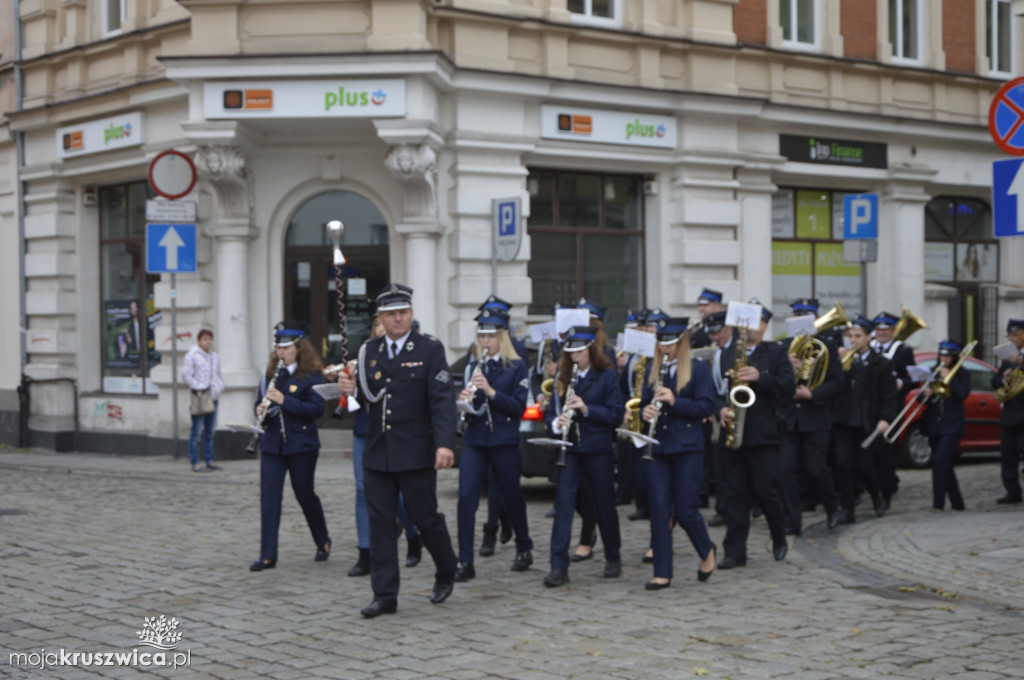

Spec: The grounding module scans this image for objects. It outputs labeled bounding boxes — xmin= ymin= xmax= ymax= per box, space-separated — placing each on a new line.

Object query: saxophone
xmin=996 ymin=364 xmax=1024 ymax=403
xmin=723 ymin=326 xmax=756 ymax=450
xmin=623 ymin=354 xmax=648 ymax=434
xmin=555 ymin=363 xmax=580 ymax=467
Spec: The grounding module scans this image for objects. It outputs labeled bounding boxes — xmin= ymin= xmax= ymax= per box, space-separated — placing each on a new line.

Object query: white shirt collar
xmin=286 ymin=361 xmax=298 ymax=374
xmin=387 ymin=330 xmax=412 ymax=355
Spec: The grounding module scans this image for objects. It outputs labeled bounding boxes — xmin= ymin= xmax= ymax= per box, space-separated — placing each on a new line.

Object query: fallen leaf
xmin=940 ymin=591 xmax=956 ymax=599
xmin=936 ymin=605 xmax=955 ymax=611
xmin=591 ymin=651 xmax=602 ymax=656
xmin=850 ymin=628 xmax=860 ymax=635
xmin=693 ymin=667 xmax=709 ymax=676
xmin=766 ymin=633 xmax=780 ymax=639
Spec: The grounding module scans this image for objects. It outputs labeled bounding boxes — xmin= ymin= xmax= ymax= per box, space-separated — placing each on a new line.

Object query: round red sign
xmin=148 ymin=150 xmax=197 ymax=199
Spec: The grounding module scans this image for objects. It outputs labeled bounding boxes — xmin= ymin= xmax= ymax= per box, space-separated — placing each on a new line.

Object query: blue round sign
xmin=989 ymin=77 xmax=1024 ymax=156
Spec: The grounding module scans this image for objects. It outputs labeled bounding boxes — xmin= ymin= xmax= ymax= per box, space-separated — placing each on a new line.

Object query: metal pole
xmin=171 ymin=273 xmax=179 ymax=458
xmin=491 ymin=199 xmax=497 ymax=296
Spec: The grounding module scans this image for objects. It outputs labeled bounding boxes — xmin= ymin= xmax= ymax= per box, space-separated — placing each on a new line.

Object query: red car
xmin=894 ymin=352 xmax=1002 ymax=468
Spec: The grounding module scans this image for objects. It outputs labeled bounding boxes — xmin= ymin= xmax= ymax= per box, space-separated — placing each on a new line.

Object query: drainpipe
xmin=13 ymin=0 xmax=30 ymax=446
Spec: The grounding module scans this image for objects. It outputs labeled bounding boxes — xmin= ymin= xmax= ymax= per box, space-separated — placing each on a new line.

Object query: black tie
xmin=391 ymin=342 xmax=399 ymax=360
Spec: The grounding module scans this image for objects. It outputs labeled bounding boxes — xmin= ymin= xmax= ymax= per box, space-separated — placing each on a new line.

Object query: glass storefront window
xmin=924 ymin=197 xmax=997 ymax=283
xmin=100 ymin=182 xmax=161 ymax=394
xmin=528 ymin=170 xmax=644 ymax=336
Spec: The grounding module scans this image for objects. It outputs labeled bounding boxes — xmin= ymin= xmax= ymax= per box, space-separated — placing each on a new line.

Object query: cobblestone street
xmin=1 ymin=449 xmax=1022 ymax=679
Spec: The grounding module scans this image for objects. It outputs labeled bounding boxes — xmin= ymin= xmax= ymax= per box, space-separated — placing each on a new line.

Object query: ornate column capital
xmin=385 ymin=144 xmax=438 ymax=227
xmin=195 ymin=145 xmax=256 ymax=239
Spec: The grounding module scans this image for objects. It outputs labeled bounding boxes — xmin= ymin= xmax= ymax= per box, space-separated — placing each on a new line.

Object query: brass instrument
xmin=893 ymin=305 xmax=929 ymax=343
xmin=556 ymin=364 xmax=580 ymax=467
xmin=246 ymin=359 xmax=287 ymax=454
xmin=641 ymin=360 xmax=671 ymax=462
xmin=623 ymin=355 xmax=648 ymax=434
xmin=841 ymin=349 xmax=857 ymax=372
xmin=880 ymin=341 xmax=976 ymax=446
xmin=996 ymin=365 xmax=1024 ymax=403
xmin=789 ymin=301 xmax=850 ymax=389
xmin=723 ymin=326 xmax=755 ymax=450
xmin=539 ymin=338 xmax=556 ymax=397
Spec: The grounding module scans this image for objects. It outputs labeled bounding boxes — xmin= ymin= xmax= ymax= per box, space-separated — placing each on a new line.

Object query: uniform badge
xmin=370 ymin=359 xmax=378 ymax=367
xmin=374 ymin=371 xmax=382 ymax=381
xmin=289 ymin=385 xmax=298 ymax=393
xmin=435 ymin=370 xmax=451 ymax=383
xmin=406 ymin=341 xmax=415 ymax=352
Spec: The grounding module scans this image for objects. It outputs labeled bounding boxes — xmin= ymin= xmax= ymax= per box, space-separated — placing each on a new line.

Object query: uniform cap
xmin=274 ymin=320 xmax=308 ymax=348
xmin=938 ymin=340 xmax=963 ymax=356
xmin=697 ymin=288 xmax=723 ymax=305
xmin=656 ymin=317 xmax=690 ymax=345
xmin=576 ymin=298 xmax=606 ymax=321
xmin=475 ymin=308 xmax=509 ymax=333
xmin=850 ymin=315 xmax=874 ymax=333
xmin=375 ymin=283 xmax=413 ymax=311
xmin=563 ymin=325 xmax=598 ymax=352
xmin=873 ymin=311 xmax=899 ymax=329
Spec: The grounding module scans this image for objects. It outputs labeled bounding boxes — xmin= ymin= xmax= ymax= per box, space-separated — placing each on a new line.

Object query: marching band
xmin=282 ymin=282 xmax=1021 ymax=617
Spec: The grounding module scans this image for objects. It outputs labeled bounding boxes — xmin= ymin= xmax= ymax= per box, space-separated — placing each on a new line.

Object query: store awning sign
xmin=204 ymin=79 xmax=406 ymax=119
xmin=779 ymin=135 xmax=888 ymax=169
xmin=56 ymin=112 xmax=144 ymax=159
xmin=540 ymin=105 xmax=676 ymax=149
xmin=988 ymin=77 xmax=1024 ymax=156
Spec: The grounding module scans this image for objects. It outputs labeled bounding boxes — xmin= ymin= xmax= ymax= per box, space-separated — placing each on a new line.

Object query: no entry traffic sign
xmin=989 ymin=77 xmax=1024 ymax=157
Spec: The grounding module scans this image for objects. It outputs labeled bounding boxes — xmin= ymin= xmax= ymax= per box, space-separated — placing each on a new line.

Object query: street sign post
xmin=146 ymin=221 xmax=197 ymax=459
xmin=491 ymin=197 xmax=523 ymax=294
xmin=993 ymin=158 xmax=1024 ymax=237
xmin=842 ymin=193 xmax=878 ymax=239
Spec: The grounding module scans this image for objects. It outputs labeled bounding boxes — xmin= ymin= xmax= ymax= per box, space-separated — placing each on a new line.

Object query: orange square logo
xmin=244 ymin=89 xmax=273 ymax=109
xmin=572 ymin=115 xmax=592 ymax=134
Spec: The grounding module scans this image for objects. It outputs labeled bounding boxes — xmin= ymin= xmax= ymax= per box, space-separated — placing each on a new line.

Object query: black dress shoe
xmin=718 ymin=556 xmax=746 ymax=570
xmin=348 ymin=549 xmax=370 ymax=577
xmin=827 ymin=511 xmax=840 ymax=530
xmin=645 ymin=579 xmax=671 ymax=590
xmin=511 ymin=551 xmax=533 ymax=572
xmin=249 ymin=559 xmax=276 ymax=572
xmin=697 ymin=543 xmax=716 ymax=582
xmin=430 ymin=577 xmax=454 ymax=604
xmin=628 ymin=509 xmax=649 ymax=521
xmin=315 ymin=540 xmax=331 ymax=562
xmin=837 ymin=508 xmax=856 ymax=525
xmin=570 ymin=549 xmax=594 ymax=563
xmin=871 ymin=492 xmax=886 ymax=517
xmin=604 ymin=560 xmax=622 ymax=578
xmin=641 ymin=553 xmax=654 ymax=564
xmin=707 ymin=514 xmax=725 ymax=527
xmin=543 ymin=569 xmax=569 ymax=587
xmin=454 ymin=563 xmax=476 ymax=582
xmin=479 ymin=525 xmax=498 ymax=557
xmin=786 ymin=527 xmax=802 ymax=537
xmin=405 ymin=535 xmax=422 ymax=568
xmin=773 ymin=542 xmax=788 ymax=561
xmin=996 ymin=494 xmax=1023 ymax=505
xmin=360 ymin=599 xmax=397 ymax=618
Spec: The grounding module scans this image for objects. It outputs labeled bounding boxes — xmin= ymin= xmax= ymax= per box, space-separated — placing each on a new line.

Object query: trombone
xmin=877 ymin=340 xmax=977 ymax=446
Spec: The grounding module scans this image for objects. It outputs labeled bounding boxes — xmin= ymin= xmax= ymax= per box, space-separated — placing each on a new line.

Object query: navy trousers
xmin=646 ymin=451 xmax=713 ymax=580
xmin=999 ymin=423 xmax=1024 ymax=499
xmin=930 ymin=434 xmax=965 ymax=510
xmin=259 ymin=450 xmax=330 ymax=562
xmin=780 ymin=429 xmax=839 ymax=533
xmin=550 ymin=450 xmax=621 ymax=571
xmin=457 ymin=443 xmax=533 ymax=564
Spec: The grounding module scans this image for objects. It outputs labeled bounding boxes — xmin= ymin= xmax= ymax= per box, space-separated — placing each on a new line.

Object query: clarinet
xmin=555 ymin=364 xmax=580 ymax=468
xmin=642 ymin=360 xmax=671 ymax=462
xmin=246 ymin=359 xmax=286 ymax=455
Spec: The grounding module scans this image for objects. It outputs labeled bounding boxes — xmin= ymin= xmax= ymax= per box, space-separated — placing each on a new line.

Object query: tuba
xmin=623 ymin=354 xmax=648 ymax=434
xmin=789 ymin=301 xmax=850 ymax=389
xmin=996 ymin=365 xmax=1024 ymax=403
xmin=723 ymin=326 xmax=755 ymax=450
xmin=893 ymin=305 xmax=929 ymax=343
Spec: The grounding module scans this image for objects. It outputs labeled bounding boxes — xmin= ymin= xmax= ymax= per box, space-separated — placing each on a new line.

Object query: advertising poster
xmin=104 ymin=298 xmax=162 ymax=372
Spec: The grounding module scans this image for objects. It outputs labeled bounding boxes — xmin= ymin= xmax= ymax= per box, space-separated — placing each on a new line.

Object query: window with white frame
xmin=568 ymin=0 xmax=622 ymax=27
xmin=987 ymin=0 xmax=1016 ymax=75
xmin=102 ymin=0 xmax=126 ymax=37
xmin=780 ymin=0 xmax=819 ymax=49
xmin=889 ymin=0 xmax=921 ymax=62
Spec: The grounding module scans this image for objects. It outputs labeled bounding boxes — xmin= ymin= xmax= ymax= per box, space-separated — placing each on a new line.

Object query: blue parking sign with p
xmin=843 ymin=193 xmax=878 ymax=240
xmin=498 ymin=200 xmax=517 ymax=236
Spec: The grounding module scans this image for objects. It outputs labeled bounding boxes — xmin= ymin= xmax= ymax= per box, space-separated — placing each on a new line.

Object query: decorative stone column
xmin=385 ymin=144 xmax=442 ymax=333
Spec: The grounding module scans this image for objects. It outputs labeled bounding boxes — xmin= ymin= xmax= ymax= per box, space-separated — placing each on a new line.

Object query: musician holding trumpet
xmin=249 ymin=321 xmax=332 ymax=572
xmin=454 ymin=308 xmax=535 ymax=581
xmin=923 ymin=340 xmax=972 ymax=512
xmin=543 ymin=325 xmax=625 ymax=588
xmin=993 ymin=318 xmax=1024 ymax=505
xmin=639 ymin=317 xmax=717 ymax=590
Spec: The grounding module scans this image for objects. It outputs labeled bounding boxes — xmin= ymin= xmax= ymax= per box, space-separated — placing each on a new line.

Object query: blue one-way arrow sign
xmin=993 ymin=158 xmax=1024 ymax=237
xmin=146 ymin=223 xmax=197 ymax=273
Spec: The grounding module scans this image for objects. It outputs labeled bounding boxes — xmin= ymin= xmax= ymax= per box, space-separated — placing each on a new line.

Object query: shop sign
xmin=56 ymin=112 xmax=144 ymax=159
xmin=203 ymin=79 xmax=406 ymax=119
xmin=540 ymin=105 xmax=676 ymax=149
xmin=779 ymin=134 xmax=888 ymax=169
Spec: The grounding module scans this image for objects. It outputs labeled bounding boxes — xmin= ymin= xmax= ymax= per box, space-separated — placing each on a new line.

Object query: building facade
xmin=4 ymin=0 xmax=1022 ymax=453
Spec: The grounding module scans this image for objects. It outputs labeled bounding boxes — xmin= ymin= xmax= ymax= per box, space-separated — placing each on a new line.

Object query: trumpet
xmin=555 ymin=364 xmax=580 ymax=467
xmin=246 ymin=359 xmax=286 ymax=454
xmin=877 ymin=340 xmax=977 ymax=446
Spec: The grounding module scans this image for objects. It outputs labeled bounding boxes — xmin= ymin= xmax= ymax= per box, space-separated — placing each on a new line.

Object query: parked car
xmin=894 ymin=352 xmax=1002 ymax=468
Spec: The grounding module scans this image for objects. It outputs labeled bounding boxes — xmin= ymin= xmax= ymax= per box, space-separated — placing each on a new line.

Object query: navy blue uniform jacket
xmin=544 ymin=366 xmax=625 ymax=455
xmin=640 ymin=359 xmax=716 ymax=454
xmin=255 ymin=367 xmax=326 ymax=455
xmin=834 ymin=351 xmax=899 ymax=432
xmin=463 ymin=358 xmax=529 ymax=448
xmin=923 ymin=364 xmax=970 ymax=437
xmin=357 ymin=330 xmax=458 ymax=473
xmin=784 ymin=334 xmax=842 ymax=432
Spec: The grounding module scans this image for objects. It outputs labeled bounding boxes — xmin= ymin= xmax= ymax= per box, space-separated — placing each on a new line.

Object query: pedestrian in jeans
xmin=183 ymin=329 xmax=224 ymax=472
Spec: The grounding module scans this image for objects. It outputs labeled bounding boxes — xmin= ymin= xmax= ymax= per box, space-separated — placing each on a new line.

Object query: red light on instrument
xmin=521 ymin=403 xmax=544 ymax=421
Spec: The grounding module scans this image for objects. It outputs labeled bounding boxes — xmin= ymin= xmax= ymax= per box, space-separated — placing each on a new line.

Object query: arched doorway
xmin=284 ymin=190 xmax=390 ymax=370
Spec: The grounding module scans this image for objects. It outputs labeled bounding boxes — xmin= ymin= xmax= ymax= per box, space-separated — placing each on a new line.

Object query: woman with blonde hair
xmin=641 ymin=317 xmax=717 ymax=589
